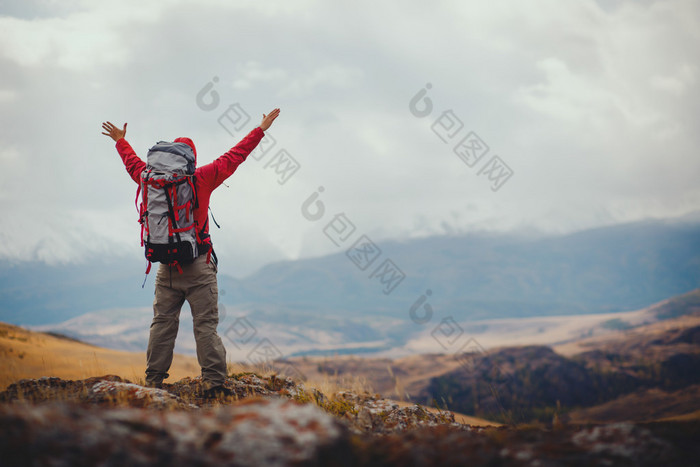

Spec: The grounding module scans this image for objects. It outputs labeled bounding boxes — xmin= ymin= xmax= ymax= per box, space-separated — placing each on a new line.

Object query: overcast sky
xmin=1 ymin=0 xmax=698 ymax=278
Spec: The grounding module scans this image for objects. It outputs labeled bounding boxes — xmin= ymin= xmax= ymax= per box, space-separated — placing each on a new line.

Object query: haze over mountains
xmin=2 ymin=215 xmax=699 ymax=357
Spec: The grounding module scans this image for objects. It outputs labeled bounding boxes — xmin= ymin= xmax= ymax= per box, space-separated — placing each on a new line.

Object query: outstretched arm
xmin=101 ymin=121 xmax=127 ymax=142
xmin=199 ymin=107 xmax=282 ymax=190
xmin=102 ymin=120 xmax=144 ymax=183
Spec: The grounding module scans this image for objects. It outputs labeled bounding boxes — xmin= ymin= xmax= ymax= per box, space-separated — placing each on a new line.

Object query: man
xmin=101 ymin=108 xmax=280 ymax=397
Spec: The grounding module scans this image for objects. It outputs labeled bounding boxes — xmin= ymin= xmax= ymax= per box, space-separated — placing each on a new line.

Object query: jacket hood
xmin=174 ymin=137 xmax=197 ymax=164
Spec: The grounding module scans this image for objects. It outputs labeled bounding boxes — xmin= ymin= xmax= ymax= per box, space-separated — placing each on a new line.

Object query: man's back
xmin=114 ymin=126 xmax=265 ymax=248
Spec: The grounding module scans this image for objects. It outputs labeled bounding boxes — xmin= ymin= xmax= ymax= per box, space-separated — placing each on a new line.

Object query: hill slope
xmin=285 ymin=289 xmax=700 ymax=424
xmin=0 ymin=322 xmax=200 ymax=389
xmin=421 ymin=291 xmax=700 ymax=423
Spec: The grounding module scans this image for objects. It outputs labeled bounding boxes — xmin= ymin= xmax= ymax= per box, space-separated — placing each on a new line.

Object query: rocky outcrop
xmin=0 ymin=398 xmax=350 ymax=467
xmin=0 ymin=374 xmax=464 ymax=433
xmin=334 ymin=391 xmax=459 ymax=434
xmin=87 ymin=380 xmax=198 ymax=410
xmin=1 ymin=374 xmax=698 ymax=466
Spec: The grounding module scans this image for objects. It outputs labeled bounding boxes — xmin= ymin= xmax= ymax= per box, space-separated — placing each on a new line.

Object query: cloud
xmin=650 ymin=63 xmax=698 ymax=97
xmin=0 ymin=0 xmax=698 ymax=277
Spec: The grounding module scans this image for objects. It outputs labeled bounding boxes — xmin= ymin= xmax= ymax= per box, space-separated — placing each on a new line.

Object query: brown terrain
xmin=286 ymin=289 xmax=700 ymax=425
xmin=0 ymin=320 xmax=496 ymax=428
xmin=4 ymin=289 xmax=699 ymax=426
xmin=2 ymin=289 xmax=699 ymax=465
xmin=0 ymin=322 xmax=200 ymax=389
xmin=287 ymin=352 xmax=465 ymax=401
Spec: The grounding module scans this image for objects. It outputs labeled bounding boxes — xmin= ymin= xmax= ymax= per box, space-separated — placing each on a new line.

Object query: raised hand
xmin=101 ymin=121 xmax=127 ymax=142
xmin=259 ymin=108 xmax=280 ymax=131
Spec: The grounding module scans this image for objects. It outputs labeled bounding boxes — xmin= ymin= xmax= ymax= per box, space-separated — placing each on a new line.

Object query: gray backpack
xmin=137 ymin=141 xmax=199 ymax=273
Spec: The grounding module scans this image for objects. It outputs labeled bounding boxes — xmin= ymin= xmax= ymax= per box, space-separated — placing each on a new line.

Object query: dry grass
xmin=293 ymin=362 xmax=500 ymax=427
xmin=0 ymin=323 xmax=502 ymax=427
xmin=569 ymin=385 xmax=700 ymax=424
xmin=304 ymin=372 xmax=376 ymax=397
xmin=286 ymin=354 xmax=466 ymax=400
xmin=0 ymin=322 xmax=200 ymax=389
xmin=390 ymin=400 xmax=502 ymax=426
xmin=657 ymin=409 xmax=700 ymax=422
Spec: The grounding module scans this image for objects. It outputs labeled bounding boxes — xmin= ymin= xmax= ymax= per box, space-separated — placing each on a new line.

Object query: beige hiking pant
xmin=145 ymin=255 xmax=227 ymax=387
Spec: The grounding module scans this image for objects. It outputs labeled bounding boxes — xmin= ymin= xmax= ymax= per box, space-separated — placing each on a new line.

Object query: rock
xmin=334 ymin=391 xmax=460 ymax=434
xmin=571 ymin=422 xmax=671 ymax=460
xmin=0 ymin=398 xmax=353 ymax=467
xmin=0 ymin=374 xmax=303 ymax=408
xmin=0 ymin=375 xmax=126 ymax=403
xmin=2 ymin=374 xmax=694 ymax=465
xmin=211 ymin=398 xmax=349 ymax=466
xmin=87 ymin=381 xmax=198 ymax=410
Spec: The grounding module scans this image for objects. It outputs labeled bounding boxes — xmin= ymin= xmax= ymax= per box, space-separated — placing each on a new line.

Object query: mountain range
xmin=2 ymin=216 xmax=699 ymax=357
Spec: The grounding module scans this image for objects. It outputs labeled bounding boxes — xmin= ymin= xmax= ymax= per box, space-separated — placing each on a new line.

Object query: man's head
xmin=174 ymin=137 xmax=197 ymax=164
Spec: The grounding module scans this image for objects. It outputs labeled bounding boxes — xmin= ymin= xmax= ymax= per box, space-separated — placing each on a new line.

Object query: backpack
xmin=137 ymin=141 xmax=199 ymax=274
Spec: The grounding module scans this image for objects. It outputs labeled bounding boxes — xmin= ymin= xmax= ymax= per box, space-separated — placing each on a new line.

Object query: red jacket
xmin=115 ymin=127 xmax=264 ymax=251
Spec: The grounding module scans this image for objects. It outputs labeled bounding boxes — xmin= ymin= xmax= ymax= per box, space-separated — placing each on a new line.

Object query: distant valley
xmin=286 ymin=288 xmax=700 ymax=424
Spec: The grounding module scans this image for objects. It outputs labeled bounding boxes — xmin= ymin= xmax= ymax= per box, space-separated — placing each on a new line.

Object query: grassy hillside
xmin=2 ymin=317 xmax=700 ymax=465
xmin=0 ymin=322 xmax=200 ymax=389
xmin=422 ymin=291 xmax=700 ymax=424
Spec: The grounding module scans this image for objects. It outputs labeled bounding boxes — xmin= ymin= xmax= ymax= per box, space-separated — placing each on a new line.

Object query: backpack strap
xmin=141 ymin=261 xmax=152 ymax=288
xmin=139 ymin=170 xmax=153 ymax=247
xmin=162 ymin=183 xmax=182 ymax=245
xmin=207 ymin=248 xmax=218 ymax=267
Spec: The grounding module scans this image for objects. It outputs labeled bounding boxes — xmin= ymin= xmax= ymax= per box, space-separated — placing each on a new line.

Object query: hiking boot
xmin=203 ymin=385 xmax=235 ymax=400
xmin=146 ymin=381 xmax=163 ymax=389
